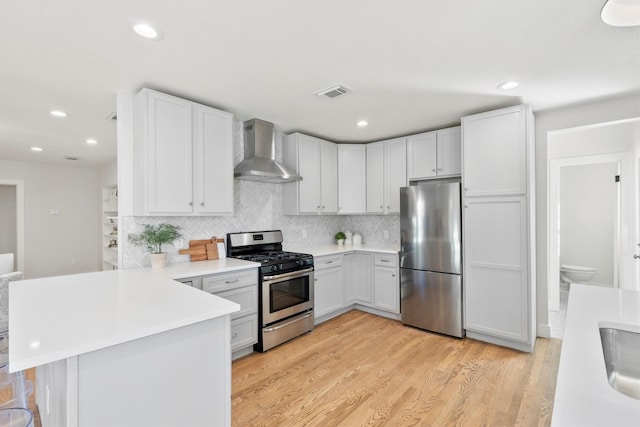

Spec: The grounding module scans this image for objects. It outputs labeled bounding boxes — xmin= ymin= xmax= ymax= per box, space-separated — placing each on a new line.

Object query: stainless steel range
xmin=226 ymin=230 xmax=314 ymax=352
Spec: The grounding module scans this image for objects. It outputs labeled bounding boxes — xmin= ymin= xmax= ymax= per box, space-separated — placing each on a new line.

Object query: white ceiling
xmin=0 ymin=0 xmax=638 ymax=167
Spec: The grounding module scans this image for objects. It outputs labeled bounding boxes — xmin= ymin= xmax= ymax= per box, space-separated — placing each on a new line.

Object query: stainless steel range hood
xmin=234 ymin=119 xmax=302 ymax=183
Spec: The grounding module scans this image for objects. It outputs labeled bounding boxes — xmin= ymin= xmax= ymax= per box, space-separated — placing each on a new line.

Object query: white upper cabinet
xmin=283 ymin=133 xmax=338 ymax=215
xmin=193 ymin=105 xmax=234 ymax=214
xmin=407 ymin=126 xmax=461 ymax=181
xmin=367 ymin=138 xmax=407 ymax=214
xmin=462 ymin=109 xmax=526 ymax=197
xmin=338 ymin=144 xmax=367 ymax=214
xmin=133 ymin=88 xmax=233 ymax=216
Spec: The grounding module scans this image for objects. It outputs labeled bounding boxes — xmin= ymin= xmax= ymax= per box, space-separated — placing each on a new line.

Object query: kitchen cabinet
xmin=133 ymin=88 xmax=233 ymax=216
xmin=338 ymin=144 xmax=367 ymax=214
xmin=373 ymin=254 xmax=399 ymax=313
xmin=344 ymin=253 xmax=372 ymax=305
xmin=313 ymin=254 xmax=344 ymax=321
xmin=407 ymin=126 xmax=461 ymax=181
xmin=283 ymin=133 xmax=338 ymax=215
xmin=462 ymin=104 xmax=536 ymax=352
xmin=367 ymin=138 xmax=407 ymax=214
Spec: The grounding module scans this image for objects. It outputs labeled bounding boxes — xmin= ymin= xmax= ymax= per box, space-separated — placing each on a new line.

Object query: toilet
xmin=560 ymin=264 xmax=597 ymax=284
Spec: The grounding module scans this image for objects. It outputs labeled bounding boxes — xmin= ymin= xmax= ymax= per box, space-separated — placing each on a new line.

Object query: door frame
xmin=548 ymin=153 xmax=632 ymax=311
xmin=0 ymin=179 xmax=25 ymax=276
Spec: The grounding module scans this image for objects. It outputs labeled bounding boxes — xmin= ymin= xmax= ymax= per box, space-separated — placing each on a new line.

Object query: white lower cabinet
xmin=314 ymin=255 xmax=344 ymax=320
xmin=373 ymin=254 xmax=399 ymax=313
xmin=187 ymin=268 xmax=259 ymax=356
xmin=344 ymin=253 xmax=373 ymax=304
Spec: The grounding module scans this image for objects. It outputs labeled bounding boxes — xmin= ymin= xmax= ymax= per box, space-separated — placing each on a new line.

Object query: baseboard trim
xmin=537 ymin=323 xmax=551 ymax=338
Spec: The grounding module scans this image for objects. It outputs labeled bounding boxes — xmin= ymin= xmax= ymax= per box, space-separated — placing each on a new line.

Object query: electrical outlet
xmin=302 ymin=229 xmax=307 ymax=239
xmin=383 ymin=230 xmax=390 ymax=239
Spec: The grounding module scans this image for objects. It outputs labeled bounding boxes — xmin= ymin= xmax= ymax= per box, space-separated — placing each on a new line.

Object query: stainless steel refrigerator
xmin=400 ymin=181 xmax=464 ymax=338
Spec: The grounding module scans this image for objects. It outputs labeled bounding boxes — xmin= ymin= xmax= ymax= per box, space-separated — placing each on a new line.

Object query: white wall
xmin=535 ymin=92 xmax=640 ymax=334
xmin=0 ymin=185 xmax=17 ymax=268
xmin=559 ymin=162 xmax=617 ymax=286
xmin=0 ymin=160 xmax=101 ymax=278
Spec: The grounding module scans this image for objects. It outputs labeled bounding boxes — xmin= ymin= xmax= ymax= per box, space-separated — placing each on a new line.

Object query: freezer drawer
xmin=400 ymin=269 xmax=463 ymax=338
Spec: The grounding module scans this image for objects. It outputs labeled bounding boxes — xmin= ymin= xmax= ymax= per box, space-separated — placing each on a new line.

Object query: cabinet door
xmin=366 ymin=142 xmax=384 ymax=213
xmin=320 ymin=141 xmax=338 ymax=214
xmin=462 ymin=105 xmax=526 ymax=196
xmin=314 ymin=266 xmax=344 ymax=318
xmin=343 ymin=254 xmax=355 ymax=303
xmin=373 ymin=265 xmax=399 ymax=313
xmin=298 ymin=136 xmax=322 ymax=213
xmin=353 ymin=253 xmax=372 ymax=304
xmin=463 ymin=196 xmax=529 ymax=342
xmin=193 ymin=105 xmax=233 ymax=214
xmin=338 ymin=144 xmax=367 ymax=214
xmin=407 ymin=131 xmax=437 ymax=180
xmin=436 ymin=126 xmax=461 ymax=177
xmin=146 ymin=91 xmax=193 ymax=213
xmin=385 ymin=138 xmax=407 ymax=213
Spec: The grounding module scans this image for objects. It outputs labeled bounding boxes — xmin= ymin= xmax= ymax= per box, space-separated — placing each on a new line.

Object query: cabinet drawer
xmin=202 ymin=269 xmax=258 ymax=293
xmin=231 ymin=314 xmax=258 ymax=351
xmin=216 ymin=285 xmax=258 ymax=319
xmin=315 ymin=255 xmax=343 ymax=270
xmin=374 ymin=254 xmax=397 ymax=267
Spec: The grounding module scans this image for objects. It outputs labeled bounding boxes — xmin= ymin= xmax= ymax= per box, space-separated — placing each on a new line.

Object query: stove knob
xmin=296 ymin=260 xmax=304 ymax=266
xmin=270 ymin=265 xmax=278 ymax=272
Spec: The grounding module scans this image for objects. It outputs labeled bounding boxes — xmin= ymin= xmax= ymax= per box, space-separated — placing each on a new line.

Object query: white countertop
xmin=286 ymin=243 xmax=399 ymax=257
xmin=8 ymin=267 xmax=251 ymax=372
xmin=552 ymin=284 xmax=640 ymax=426
xmin=153 ymin=257 xmax=260 ymax=279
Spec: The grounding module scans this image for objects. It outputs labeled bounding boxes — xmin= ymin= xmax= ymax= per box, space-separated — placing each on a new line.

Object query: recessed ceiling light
xmin=601 ymin=0 xmax=640 ymax=27
xmin=86 ymin=138 xmax=98 ymax=145
xmin=497 ymin=81 xmax=519 ymax=90
xmin=357 ymin=120 xmax=369 ymax=127
xmin=131 ymin=21 xmax=163 ymax=40
xmin=31 ymin=147 xmax=43 ymax=152
xmin=50 ymin=110 xmax=68 ymax=118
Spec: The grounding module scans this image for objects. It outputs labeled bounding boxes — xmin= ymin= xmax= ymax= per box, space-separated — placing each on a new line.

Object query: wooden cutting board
xmin=179 ymin=237 xmax=224 ymax=262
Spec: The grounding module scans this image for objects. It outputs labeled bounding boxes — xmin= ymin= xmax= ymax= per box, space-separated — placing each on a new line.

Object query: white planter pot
xmin=149 ymin=253 xmax=168 ymax=268
xmin=337 ymin=239 xmax=345 ymax=245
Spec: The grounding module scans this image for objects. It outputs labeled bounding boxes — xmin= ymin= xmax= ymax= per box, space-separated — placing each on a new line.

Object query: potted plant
xmin=129 ymin=223 xmax=182 ymax=268
xmin=334 ymin=231 xmax=346 ymax=245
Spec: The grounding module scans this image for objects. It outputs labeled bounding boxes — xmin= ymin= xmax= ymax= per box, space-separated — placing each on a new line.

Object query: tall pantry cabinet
xmin=461 ymin=104 xmax=536 ymax=353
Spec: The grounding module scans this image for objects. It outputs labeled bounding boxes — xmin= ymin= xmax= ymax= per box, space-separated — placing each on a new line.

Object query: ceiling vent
xmin=315 ymin=84 xmax=352 ymax=100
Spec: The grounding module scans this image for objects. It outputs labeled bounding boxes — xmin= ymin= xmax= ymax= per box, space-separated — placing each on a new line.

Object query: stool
xmin=0 ymin=408 xmax=33 ymax=427
xmin=0 ymin=365 xmax=32 ymax=411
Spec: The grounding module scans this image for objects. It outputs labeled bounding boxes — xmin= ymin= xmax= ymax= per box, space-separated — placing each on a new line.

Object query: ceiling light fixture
xmin=497 ymin=81 xmax=519 ymax=90
xmin=357 ymin=120 xmax=369 ymax=127
xmin=50 ymin=110 xmax=68 ymax=118
xmin=86 ymin=138 xmax=98 ymax=145
xmin=131 ymin=21 xmax=163 ymax=40
xmin=601 ymin=0 xmax=640 ymax=26
xmin=31 ymin=147 xmax=43 ymax=152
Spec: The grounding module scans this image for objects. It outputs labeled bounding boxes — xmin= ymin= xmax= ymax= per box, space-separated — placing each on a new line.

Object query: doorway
xmin=0 ymin=180 xmax=25 ymax=275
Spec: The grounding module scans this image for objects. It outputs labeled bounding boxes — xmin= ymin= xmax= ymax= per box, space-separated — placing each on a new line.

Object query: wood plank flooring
xmin=233 ymin=310 xmax=562 ymax=427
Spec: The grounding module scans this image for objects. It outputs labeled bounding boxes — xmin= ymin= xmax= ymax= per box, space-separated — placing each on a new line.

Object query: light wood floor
xmin=233 ymin=310 xmax=562 ymax=427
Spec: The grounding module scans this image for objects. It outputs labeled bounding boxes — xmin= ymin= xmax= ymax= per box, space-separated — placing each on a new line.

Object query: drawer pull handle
xmin=225 ymin=279 xmax=239 ymax=284
xmin=325 ymin=260 xmax=334 ymax=264
xmin=380 ymin=259 xmax=391 ymax=263
xmin=232 ymin=332 xmax=238 ymax=338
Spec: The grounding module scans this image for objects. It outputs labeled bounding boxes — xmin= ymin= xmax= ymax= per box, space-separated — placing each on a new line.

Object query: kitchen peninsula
xmin=9 ymin=260 xmax=256 ymax=427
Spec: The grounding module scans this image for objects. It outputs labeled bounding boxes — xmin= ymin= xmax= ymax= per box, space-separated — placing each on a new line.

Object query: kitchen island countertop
xmin=8 ymin=264 xmax=257 ymax=372
xmin=552 ymin=284 xmax=640 ymax=426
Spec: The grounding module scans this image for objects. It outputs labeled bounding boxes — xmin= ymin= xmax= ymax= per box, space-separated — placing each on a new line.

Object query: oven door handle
xmin=263 ymin=267 xmax=314 ymax=281
xmin=263 ymin=312 xmax=313 ymax=332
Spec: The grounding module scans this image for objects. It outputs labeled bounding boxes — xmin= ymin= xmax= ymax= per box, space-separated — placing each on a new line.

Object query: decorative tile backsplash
xmin=122 ymin=121 xmax=400 ymax=268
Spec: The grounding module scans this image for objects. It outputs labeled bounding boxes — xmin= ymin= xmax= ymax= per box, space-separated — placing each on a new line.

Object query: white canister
xmin=345 ymin=230 xmax=353 ymax=245
xmin=353 ymin=234 xmax=362 ymax=245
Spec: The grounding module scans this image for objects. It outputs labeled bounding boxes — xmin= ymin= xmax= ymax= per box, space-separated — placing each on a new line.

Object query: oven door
xmin=262 ymin=268 xmax=314 ymax=325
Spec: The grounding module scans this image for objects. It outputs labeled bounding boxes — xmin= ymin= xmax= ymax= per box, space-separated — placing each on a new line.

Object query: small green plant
xmin=334 ymin=231 xmax=346 ymax=240
xmin=129 ymin=224 xmax=182 ymax=254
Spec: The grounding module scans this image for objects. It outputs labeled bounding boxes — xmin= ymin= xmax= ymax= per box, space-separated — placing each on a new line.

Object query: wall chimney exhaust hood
xmin=234 ymin=119 xmax=302 ymax=183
